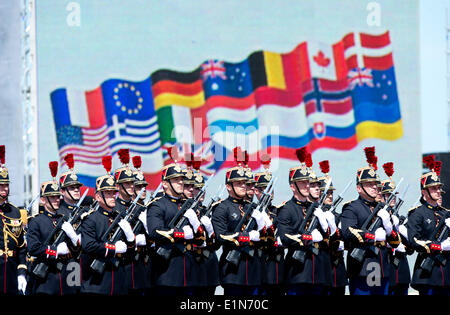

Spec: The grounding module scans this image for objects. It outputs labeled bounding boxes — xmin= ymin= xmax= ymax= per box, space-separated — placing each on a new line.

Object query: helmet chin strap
xmin=101 ymin=191 xmax=114 ymax=209
xmin=230 ymin=182 xmax=244 ymax=200
xmin=64 ymin=187 xmax=78 ymax=205
xmin=359 ymin=183 xmax=376 ymax=201
xmin=294 ymin=181 xmax=309 ymax=200
xmin=425 ymin=187 xmax=440 ymax=203
xmin=45 ymin=196 xmax=58 ymax=212
xmin=168 ymin=179 xmax=182 ymax=198
xmin=120 ymin=183 xmax=133 ymax=200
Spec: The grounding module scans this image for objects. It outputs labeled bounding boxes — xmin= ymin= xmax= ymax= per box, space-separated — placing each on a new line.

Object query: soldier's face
xmin=183 ymin=183 xmax=194 ymax=199
xmin=96 ymin=190 xmax=117 ymax=209
xmin=134 ymin=184 xmax=147 ymax=200
xmin=324 ymin=190 xmax=333 ymax=205
xmin=423 ymin=185 xmax=442 ymax=204
xmin=246 ymin=183 xmax=255 ymax=198
xmin=382 ymin=193 xmax=396 ymax=207
xmin=44 ymin=195 xmax=60 ymax=211
xmin=63 ymin=185 xmax=81 ymax=203
xmin=192 ymin=187 xmax=204 ymax=202
xmin=0 ymin=184 xmax=9 ymax=201
xmin=119 ymin=181 xmax=135 ymax=199
xmin=227 ymin=180 xmax=247 ymax=199
xmin=163 ymin=176 xmax=184 ymax=196
xmin=291 ymin=180 xmax=310 ymax=199
xmin=309 ymin=182 xmax=321 ymax=199
xmin=357 ymin=181 xmax=378 ymax=200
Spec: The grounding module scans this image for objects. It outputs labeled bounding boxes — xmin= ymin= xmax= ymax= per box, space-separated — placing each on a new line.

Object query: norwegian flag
xmin=200 ymin=59 xmax=227 ymax=80
xmin=348 ymin=67 xmax=374 ymax=89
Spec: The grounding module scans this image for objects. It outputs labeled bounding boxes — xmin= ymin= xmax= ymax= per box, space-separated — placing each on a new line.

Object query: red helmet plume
xmin=382 ymin=162 xmax=394 ymax=178
xmin=0 ymin=145 xmax=5 ymax=165
xmin=64 ymin=153 xmax=75 ymax=170
xmin=117 ymin=148 xmax=130 ymax=165
xmin=49 ymin=161 xmax=59 ymax=179
xmin=102 ymin=156 xmax=112 ymax=174
xmin=319 ymin=160 xmax=330 ymax=175
xmin=295 ymin=147 xmax=308 ymax=164
xmin=132 ymin=156 xmax=142 ymax=170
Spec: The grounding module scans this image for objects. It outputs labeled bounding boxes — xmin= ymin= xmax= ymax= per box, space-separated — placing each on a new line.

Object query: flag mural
xmin=50 ymin=30 xmax=402 ymax=191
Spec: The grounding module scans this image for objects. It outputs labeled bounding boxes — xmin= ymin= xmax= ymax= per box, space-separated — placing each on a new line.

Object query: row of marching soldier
xmin=0 ymin=144 xmax=448 ymax=296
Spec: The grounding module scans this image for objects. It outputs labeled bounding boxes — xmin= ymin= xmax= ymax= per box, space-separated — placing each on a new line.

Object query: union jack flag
xmin=200 ymin=59 xmax=227 ymax=80
xmin=347 ymin=67 xmax=374 ymax=89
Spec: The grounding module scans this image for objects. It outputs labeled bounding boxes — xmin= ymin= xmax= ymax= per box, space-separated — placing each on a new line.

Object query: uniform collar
xmin=165 ymin=194 xmax=181 ymax=203
xmin=424 ymin=201 xmax=439 ymax=211
xmin=291 ymin=196 xmax=310 ymax=207
xmin=44 ymin=209 xmax=59 ymax=219
xmin=359 ymin=196 xmax=378 ymax=208
xmin=117 ymin=197 xmax=131 ymax=206
xmin=227 ymin=196 xmax=244 ymax=204
xmin=99 ymin=206 xmax=115 ymax=217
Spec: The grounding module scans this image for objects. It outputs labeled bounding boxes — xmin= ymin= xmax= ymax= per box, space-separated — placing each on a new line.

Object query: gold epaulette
xmin=80 ymin=208 xmax=96 ymax=220
xmin=275 ymin=201 xmax=287 ymax=209
xmin=19 ymin=209 xmax=28 ymax=226
xmin=342 ymin=199 xmax=355 ymax=207
xmin=145 ymin=196 xmax=162 ymax=207
xmin=210 ymin=199 xmax=224 ymax=208
xmin=408 ymin=205 xmax=420 ymax=213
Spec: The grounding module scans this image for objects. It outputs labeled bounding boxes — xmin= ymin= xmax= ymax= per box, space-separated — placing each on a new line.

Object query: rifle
xmin=133 ymin=182 xmax=162 ymax=261
xmin=349 ymin=178 xmax=404 ymax=263
xmin=224 ymin=177 xmax=276 ymax=267
xmin=288 ymin=179 xmax=331 ymax=264
xmin=32 ymin=189 xmax=89 ymax=279
xmin=90 ymin=187 xmax=145 ymax=274
xmin=26 ymin=193 xmax=41 ymax=217
xmin=420 ymin=210 xmax=450 ymax=274
xmin=155 ymin=176 xmax=212 ymax=260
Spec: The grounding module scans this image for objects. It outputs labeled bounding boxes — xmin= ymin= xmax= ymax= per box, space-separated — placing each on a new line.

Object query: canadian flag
xmin=306 ymin=41 xmax=347 ymax=81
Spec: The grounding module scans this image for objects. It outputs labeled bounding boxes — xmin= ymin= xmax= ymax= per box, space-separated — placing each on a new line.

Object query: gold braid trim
xmin=17 ymin=264 xmax=27 ymax=270
xmin=220 ymin=232 xmax=240 ymax=247
xmin=284 ymin=233 xmax=304 ymax=246
xmin=349 ymin=227 xmax=364 ymax=243
xmin=145 ymin=196 xmax=162 ymax=207
xmin=414 ymin=237 xmax=431 ymax=254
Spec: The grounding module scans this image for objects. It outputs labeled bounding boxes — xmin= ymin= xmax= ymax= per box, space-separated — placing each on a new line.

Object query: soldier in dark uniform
xmin=253 ymin=155 xmax=285 ymax=296
xmin=340 ymin=147 xmax=401 ymax=295
xmin=113 ymin=149 xmax=147 ymax=295
xmin=211 ymin=147 xmax=265 ymax=295
xmin=0 ymin=146 xmax=27 ymax=295
xmin=80 ymin=156 xmax=134 ymax=295
xmin=317 ymin=160 xmax=348 ymax=296
xmin=192 ymin=169 xmax=220 ymax=296
xmin=147 ymin=148 xmax=197 ymax=296
xmin=407 ymin=156 xmax=450 ymax=295
xmin=130 ymin=155 xmax=154 ymax=296
xmin=378 ymin=173 xmax=411 ymax=296
xmin=277 ymin=147 xmax=332 ymax=295
xmin=58 ymin=153 xmax=85 ymax=293
xmin=27 ymin=162 xmax=79 ymax=295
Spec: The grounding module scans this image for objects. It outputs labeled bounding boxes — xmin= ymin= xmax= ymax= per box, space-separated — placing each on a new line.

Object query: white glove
xmin=374 ymin=227 xmax=386 ymax=242
xmin=394 ymin=243 xmax=406 ymax=253
xmin=249 ymin=230 xmax=260 ymax=242
xmin=114 ymin=240 xmax=127 ymax=254
xmin=314 ymin=207 xmax=329 ymax=232
xmin=377 ymin=208 xmax=393 ymax=235
xmin=324 ymin=211 xmax=337 ymax=236
xmin=338 ymin=240 xmax=345 ymax=252
xmin=391 ymin=215 xmax=400 ymax=230
xmin=261 ymin=211 xmax=273 ymax=229
xmin=276 ymin=236 xmax=283 ymax=247
xmin=182 ymin=225 xmax=194 ymax=240
xmin=441 ymin=238 xmax=450 ymax=251
xmin=311 ymin=229 xmax=323 ymax=243
xmin=56 ymin=242 xmax=70 ymax=256
xmin=398 ymin=224 xmax=408 ymax=239
xmin=118 ymin=219 xmax=135 ymax=242
xmin=446 ymin=218 xmax=450 ymax=229
xmin=138 ymin=210 xmax=148 ymax=234
xmin=17 ymin=275 xmax=27 ymax=294
xmin=61 ymin=221 xmax=80 ymax=246
xmin=251 ymin=209 xmax=265 ymax=231
xmin=200 ymin=216 xmax=214 ymax=237
xmin=183 ymin=209 xmax=201 ymax=233
xmin=135 ymin=234 xmax=146 ymax=247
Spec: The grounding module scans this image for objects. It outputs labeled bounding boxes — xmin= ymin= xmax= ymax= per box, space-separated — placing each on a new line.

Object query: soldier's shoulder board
xmin=211 ymin=199 xmax=224 ymax=208
xmin=342 ymin=200 xmax=355 ymax=207
xmin=408 ymin=205 xmax=421 ymax=213
xmin=275 ymin=200 xmax=287 ymax=209
xmin=146 ymin=196 xmax=163 ymax=207
xmin=80 ymin=208 xmax=96 ymax=220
